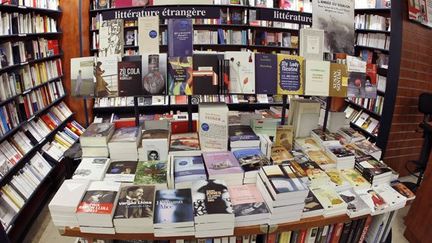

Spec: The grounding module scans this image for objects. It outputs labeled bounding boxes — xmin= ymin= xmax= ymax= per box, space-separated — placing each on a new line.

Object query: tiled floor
xmin=23 ymin=175 xmax=418 ymax=243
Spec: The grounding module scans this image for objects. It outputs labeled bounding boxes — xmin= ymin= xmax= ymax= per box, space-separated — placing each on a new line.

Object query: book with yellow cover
xmin=277 ymin=54 xmax=304 ymax=95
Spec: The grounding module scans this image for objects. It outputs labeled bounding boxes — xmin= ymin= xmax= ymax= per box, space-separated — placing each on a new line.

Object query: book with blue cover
xmin=168 ymin=19 xmax=193 ymax=57
xmin=153 ymin=189 xmax=194 ymax=227
xmin=228 ymin=125 xmax=260 ymax=148
xmin=255 ymin=53 xmax=277 ymax=94
xmin=233 ymin=148 xmax=270 ymax=175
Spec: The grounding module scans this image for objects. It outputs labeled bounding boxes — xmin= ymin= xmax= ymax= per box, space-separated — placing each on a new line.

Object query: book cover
xmin=153 ymin=189 xmax=194 ymax=224
xmin=191 ymin=180 xmax=233 ymax=217
xmin=303 ymin=190 xmax=324 ymax=214
xmin=307 ymin=150 xmax=335 ymax=168
xmin=327 ymin=146 xmax=355 ymax=159
xmin=81 ymin=123 xmax=114 ymax=138
xmin=277 ymin=54 xmax=304 ymax=95
xmin=142 ymin=54 xmax=167 ymax=95
xmin=110 ymin=127 xmax=140 ymax=143
xmin=141 ymin=129 xmax=169 ymax=161
xmin=192 ymin=53 xmax=222 ymax=95
xmin=356 ymin=188 xmax=388 ymax=212
xmin=311 ymin=186 xmax=346 ymax=210
xmin=118 ymin=59 xmax=142 ymax=96
xmin=168 ymin=19 xmax=193 ymax=57
xmin=105 ymin=161 xmax=138 ymax=182
xmin=262 ymin=165 xmax=308 ymax=193
xmin=168 ymin=56 xmax=193 ymax=95
xmin=169 ymin=133 xmax=200 ymax=152
xmin=199 ymin=103 xmax=229 ymax=151
xmin=138 ymin=16 xmax=159 ymax=54
xmin=340 ymin=169 xmax=371 ymax=188
xmin=76 ymin=181 xmax=120 ymax=214
xmin=390 ymin=181 xmax=415 ymax=200
xmin=255 ymin=53 xmax=277 ymax=94
xmin=338 ymin=189 xmax=370 ymax=216
xmin=203 ymin=151 xmax=243 ymax=176
xmin=73 ymin=158 xmax=110 ymax=181
xmin=134 ymin=161 xmax=167 ymax=185
xmin=329 ymin=63 xmax=348 ymax=97
xmin=224 ymin=52 xmax=256 ymax=94
xmin=174 ymin=156 xmax=206 ymax=184
xmin=99 ymin=19 xmax=124 ymax=57
xmin=295 ymin=137 xmax=322 ymax=152
xmin=94 ymin=55 xmax=120 ymax=97
xmin=228 ymin=125 xmax=259 ymax=142
xmin=304 ymin=60 xmax=330 ymax=96
xmin=229 ymin=184 xmax=269 ymax=217
xmin=96 ymin=0 xmax=109 ymax=9
xmin=114 ymin=185 xmax=155 ymax=220
xmin=299 ymin=28 xmax=324 ymax=61
xmin=275 ymin=125 xmax=294 ymax=151
xmin=326 ymin=169 xmax=350 ymax=188
xmin=70 ymin=57 xmax=95 ymax=97
xmin=347 ymin=72 xmax=367 ymax=98
xmin=271 ymin=145 xmax=294 ymax=165
xmin=233 ymin=149 xmax=270 ymax=173
xmin=365 ymin=63 xmax=378 ymax=99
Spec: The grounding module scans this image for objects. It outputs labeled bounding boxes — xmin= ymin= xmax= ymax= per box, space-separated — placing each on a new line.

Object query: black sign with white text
xmin=101 ymin=6 xmax=221 ymax=20
xmin=255 ymin=8 xmax=312 ymax=25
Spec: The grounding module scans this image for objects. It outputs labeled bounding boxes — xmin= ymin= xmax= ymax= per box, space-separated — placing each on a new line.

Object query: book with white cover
xmin=304 ymin=60 xmax=330 ymax=96
xmin=138 ymin=16 xmax=159 ymax=54
xmin=73 ymin=158 xmax=110 ymax=181
xmin=299 ymin=28 xmax=324 ymax=61
xmin=338 ymin=189 xmax=371 ymax=218
xmin=49 ymin=180 xmax=89 ymax=213
xmin=141 ymin=129 xmax=169 ymax=161
xmin=224 ymin=52 xmax=255 ymax=94
xmin=199 ymin=103 xmax=229 ymax=151
xmin=356 ymin=187 xmax=388 ymax=215
xmin=310 ymin=186 xmax=347 ymax=217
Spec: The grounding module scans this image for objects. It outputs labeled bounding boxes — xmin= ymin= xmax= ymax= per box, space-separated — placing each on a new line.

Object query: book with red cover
xmin=47 ymin=40 xmax=59 ymax=56
xmin=41 ymin=114 xmax=56 ymax=130
xmin=170 ymin=120 xmax=197 ymax=134
xmin=113 ymin=118 xmax=136 ymax=129
xmin=358 ymin=215 xmax=373 ymax=243
xmin=330 ymin=222 xmax=344 ymax=243
xmin=298 ymin=229 xmax=307 ymax=243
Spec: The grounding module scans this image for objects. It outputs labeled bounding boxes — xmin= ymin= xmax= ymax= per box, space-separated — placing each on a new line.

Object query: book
xmin=169 ymin=133 xmax=200 ymax=154
xmin=118 ymin=57 xmax=142 ymax=96
xmin=271 ymin=145 xmax=294 ymax=165
xmin=310 ymin=186 xmax=347 ymax=217
xmin=70 ymin=57 xmax=95 ymax=97
xmin=199 ymin=103 xmax=229 ymax=151
xmin=302 ymin=190 xmax=324 ymax=218
xmin=99 ymin=19 xmax=124 ymax=57
xmin=338 ymin=189 xmax=371 ymax=218
xmin=141 ymin=129 xmax=169 ymax=161
xmin=153 ymin=189 xmax=194 ymax=227
xmin=104 ymin=161 xmax=138 ymax=182
xmin=348 ymin=72 xmax=367 ymax=98
xmin=228 ymin=125 xmax=260 ymax=148
xmin=73 ymin=158 xmax=111 ymax=181
xmin=275 ymin=125 xmax=294 ymax=151
xmin=304 ymin=60 xmax=330 ymax=96
xmin=138 ymin=16 xmax=159 ymax=54
xmin=95 ymin=55 xmax=120 ymax=97
xmin=168 ymin=56 xmax=193 ymax=95
xmin=233 ymin=149 xmax=270 ymax=182
xmin=329 ymin=63 xmax=348 ymax=97
xmin=168 ymin=19 xmax=193 ymax=57
xmin=142 ymin=54 xmax=167 ymax=95
xmin=80 ymin=123 xmax=115 ymax=147
xmin=203 ymin=151 xmax=243 ymax=183
xmin=299 ymin=28 xmax=324 ymax=61
xmin=134 ymin=161 xmax=167 ymax=189
xmin=277 ymin=54 xmax=304 ymax=95
xmin=173 ymin=155 xmax=207 ymax=188
xmin=192 ymin=53 xmax=222 ymax=95
xmin=224 ymin=52 xmax=256 ymax=94
xmin=255 ymin=53 xmax=277 ymax=94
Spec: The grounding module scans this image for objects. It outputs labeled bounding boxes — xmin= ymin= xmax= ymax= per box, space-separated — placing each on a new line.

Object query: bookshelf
xmin=0 ymin=2 xmax=78 ymax=242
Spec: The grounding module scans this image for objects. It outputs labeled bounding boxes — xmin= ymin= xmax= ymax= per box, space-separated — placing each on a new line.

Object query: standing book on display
xmin=95 ymin=55 xmax=120 ymax=97
xmin=199 ymin=103 xmax=229 ymax=151
xmin=299 ymin=28 xmax=324 ymax=61
xmin=192 ymin=53 xmax=222 ymax=95
xmin=277 ymin=54 xmax=304 ymax=95
xmin=168 ymin=56 xmax=193 ymax=95
xmin=142 ymin=54 xmax=167 ymax=95
xmin=118 ymin=56 xmax=142 ymax=96
xmin=99 ymin=19 xmax=124 ymax=57
xmin=224 ymin=52 xmax=255 ymax=94
xmin=138 ymin=16 xmax=159 ymax=54
xmin=255 ymin=53 xmax=277 ymax=94
xmin=329 ymin=63 xmax=348 ymax=97
xmin=70 ymin=57 xmax=95 ymax=97
xmin=168 ymin=19 xmax=193 ymax=57
xmin=304 ymin=60 xmax=330 ymax=96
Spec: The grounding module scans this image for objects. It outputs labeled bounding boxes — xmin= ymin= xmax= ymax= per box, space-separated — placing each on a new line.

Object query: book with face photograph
xmin=153 ymin=189 xmax=194 ymax=226
xmin=114 ymin=185 xmax=155 ymax=220
xmin=104 ymin=161 xmax=138 ymax=182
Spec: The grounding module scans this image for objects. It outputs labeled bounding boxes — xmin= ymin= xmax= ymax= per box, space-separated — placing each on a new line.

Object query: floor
xmin=22 ymin=176 xmax=418 ymax=243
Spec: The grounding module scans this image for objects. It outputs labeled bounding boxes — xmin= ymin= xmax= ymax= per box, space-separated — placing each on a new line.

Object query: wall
xmin=60 ymin=0 xmax=93 ymax=126
xmin=383 ymin=0 xmax=432 ymax=176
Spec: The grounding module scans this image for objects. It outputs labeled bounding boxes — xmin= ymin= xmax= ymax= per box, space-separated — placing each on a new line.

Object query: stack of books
xmin=48 ymin=180 xmax=89 ymax=228
xmin=338 ymin=189 xmax=371 ymax=218
xmin=134 ymin=161 xmax=168 ymax=189
xmin=233 ymin=148 xmax=270 ymax=184
xmin=325 ymin=145 xmax=356 ymax=169
xmin=338 ymin=127 xmax=365 ymax=143
xmin=311 ymin=129 xmax=342 ymax=147
xmin=104 ymin=160 xmax=138 ymax=183
xmin=139 ymin=129 xmax=169 ymax=162
xmin=228 ymin=125 xmax=261 ymax=150
xmin=302 ymin=190 xmax=325 ymax=219
xmin=229 ymin=184 xmax=270 ymax=227
xmin=354 ymin=155 xmax=392 ymax=185
xmin=108 ymin=127 xmax=141 ymax=161
xmin=203 ymin=151 xmax=244 ymax=186
xmin=325 ymin=169 xmax=353 ymax=192
xmin=153 ymin=189 xmax=195 ymax=237
xmin=113 ymin=185 xmax=155 ymax=233
xmin=357 ymin=184 xmax=407 ymax=215
xmin=353 ymin=140 xmax=382 ymax=160
xmin=168 ymin=155 xmax=207 ymax=189
xmin=191 ymin=180 xmax=235 ymax=238
xmin=257 ymin=165 xmax=309 ymax=224
xmin=72 ymin=158 xmax=110 ymax=181
xmin=80 ymin=123 xmax=115 ymax=157
xmin=76 ymin=181 xmax=121 ymax=234
xmin=310 ymin=186 xmax=348 ymax=218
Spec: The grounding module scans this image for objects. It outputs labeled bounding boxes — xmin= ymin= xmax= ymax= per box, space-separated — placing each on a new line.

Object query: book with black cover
xmin=303 ymin=190 xmax=324 ymax=215
xmin=229 ymin=125 xmax=259 ymax=142
xmin=192 ymin=53 xmax=223 ymax=95
xmin=114 ymin=185 xmax=155 ymax=221
xmin=255 ymin=53 xmax=277 ymax=94
xmin=118 ymin=56 xmax=142 ymax=97
xmin=153 ymin=189 xmax=194 ymax=226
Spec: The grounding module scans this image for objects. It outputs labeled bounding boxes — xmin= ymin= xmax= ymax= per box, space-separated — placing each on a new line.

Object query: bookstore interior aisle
xmin=1 ymin=0 xmax=432 ymax=243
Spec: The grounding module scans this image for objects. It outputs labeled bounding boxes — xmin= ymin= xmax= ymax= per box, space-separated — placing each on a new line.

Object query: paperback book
xmin=134 ymin=161 xmax=167 ymax=189
xmin=277 ymin=54 xmax=304 ymax=95
xmin=168 ymin=56 xmax=193 ymax=95
xmin=142 ymin=54 xmax=167 ymax=95
xmin=71 ymin=57 xmax=95 ymax=97
xmin=104 ymin=161 xmax=138 ymax=182
xmin=224 ymin=52 xmax=256 ymax=94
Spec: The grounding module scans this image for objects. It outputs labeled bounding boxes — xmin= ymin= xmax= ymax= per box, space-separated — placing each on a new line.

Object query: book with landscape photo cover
xmin=153 ymin=189 xmax=194 ymax=225
xmin=114 ymin=185 xmax=155 ymax=220
xmin=81 ymin=123 xmax=114 ymax=138
xmin=228 ymin=184 xmax=270 ymax=218
xmin=134 ymin=161 xmax=167 ymax=185
xmin=110 ymin=127 xmax=140 ymax=143
xmin=169 ymin=133 xmax=200 ymax=152
xmin=191 ymin=180 xmax=234 ymax=218
xmin=233 ymin=149 xmax=270 ymax=173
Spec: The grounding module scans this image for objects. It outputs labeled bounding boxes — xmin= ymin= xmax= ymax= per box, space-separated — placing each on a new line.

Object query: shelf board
xmin=93 ymin=103 xmax=283 ymax=111
xmin=0 ymin=54 xmax=62 ymax=74
xmin=92 ymin=44 xmax=297 ymax=52
xmin=0 ymin=4 xmax=62 ymax=15
xmin=345 ymin=99 xmax=381 ymax=119
xmin=0 ymin=94 xmax=20 ymax=107
xmin=350 ymin=122 xmax=377 ymax=140
xmin=27 ymin=94 xmax=66 ymax=122
xmin=355 ymin=45 xmax=389 ymax=53
xmin=355 ymin=29 xmax=391 ymax=34
xmin=0 ymin=32 xmax=62 ymax=41
xmin=354 ymin=8 xmax=391 ymax=13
